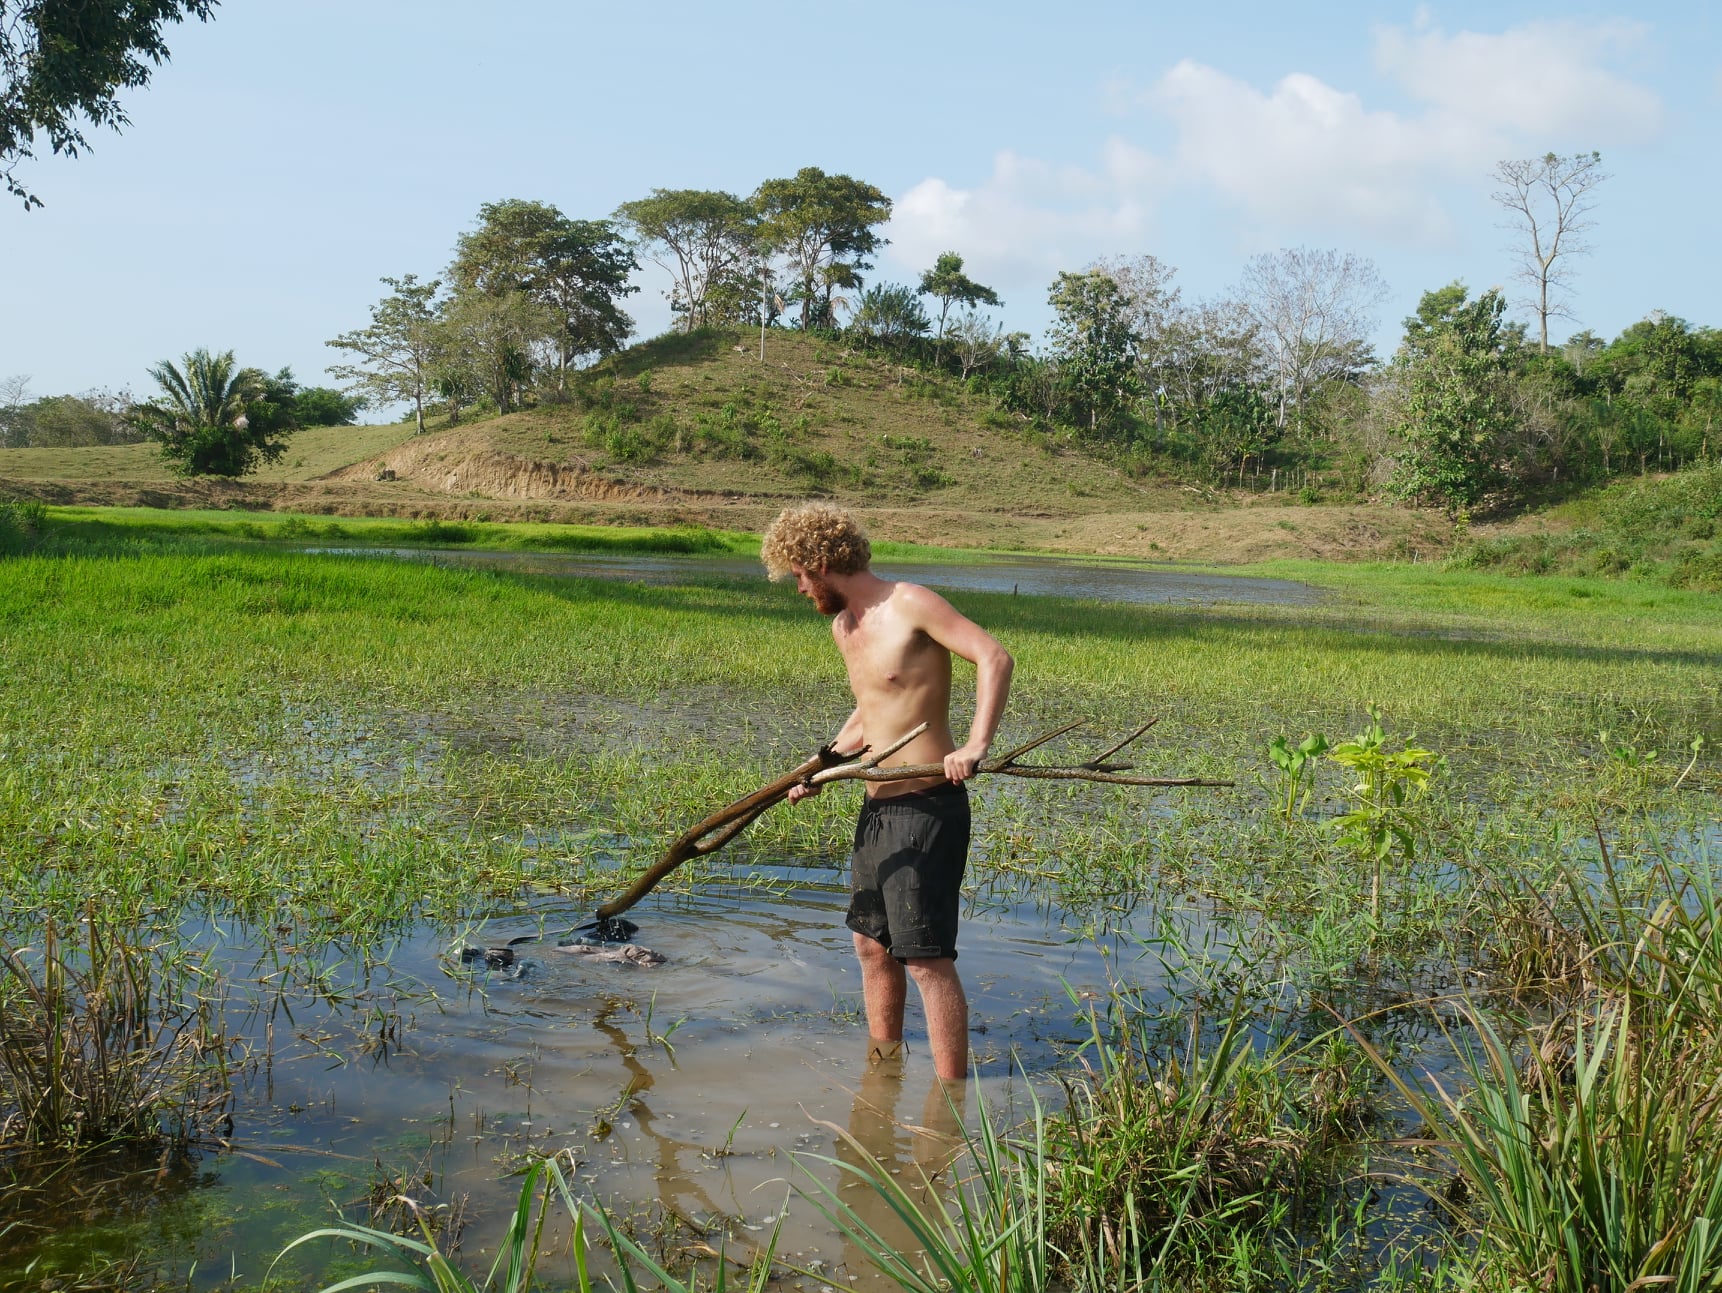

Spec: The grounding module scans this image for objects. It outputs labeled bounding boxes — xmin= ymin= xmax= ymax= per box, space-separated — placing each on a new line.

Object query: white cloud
xmin=887 ymin=141 xmax=1166 ymax=286
xmin=1373 ymin=17 xmax=1662 ymax=142
xmin=1151 ymin=59 xmax=1474 ymax=243
xmin=885 ymin=17 xmax=1664 ymax=274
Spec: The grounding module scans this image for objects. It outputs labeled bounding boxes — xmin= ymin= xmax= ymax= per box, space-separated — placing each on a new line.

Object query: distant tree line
xmin=0 ymin=369 xmax=361 ymax=461
xmin=326 ymin=168 xmax=894 ymax=432
xmin=317 ymin=151 xmax=1717 ymax=511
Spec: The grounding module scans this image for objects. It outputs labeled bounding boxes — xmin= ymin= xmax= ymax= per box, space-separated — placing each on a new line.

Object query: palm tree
xmin=144 ymin=348 xmax=261 ymax=431
xmin=130 ymin=348 xmax=284 ymax=476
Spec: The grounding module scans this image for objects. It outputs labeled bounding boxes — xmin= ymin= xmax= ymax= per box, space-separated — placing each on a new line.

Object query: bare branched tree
xmin=1237 ymin=248 xmax=1387 ymax=432
xmin=1491 ymin=151 xmax=1609 ymax=355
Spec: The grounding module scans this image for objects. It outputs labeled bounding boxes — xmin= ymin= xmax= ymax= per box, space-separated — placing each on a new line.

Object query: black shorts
xmin=846 ymin=781 xmax=970 ymax=962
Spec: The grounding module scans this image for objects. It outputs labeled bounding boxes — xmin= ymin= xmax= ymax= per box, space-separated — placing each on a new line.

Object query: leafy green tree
xmin=6 ymin=392 xmax=137 ymax=445
xmin=448 ymin=199 xmax=637 ymax=387
xmin=1596 ymin=314 xmax=1720 ymax=419
xmin=1400 ymin=280 xmax=1470 ymax=349
xmin=1047 ymin=269 xmax=1140 ymax=435
xmin=1391 ymin=286 xmax=1516 ymax=510
xmin=127 ymin=348 xmax=296 ymax=476
xmin=1 ymin=0 xmax=218 ymax=207
xmin=917 ymin=252 xmax=1001 ymax=358
xmin=753 ymin=168 xmax=892 ymax=331
xmin=435 ymin=291 xmax=555 ymax=415
xmin=294 ymin=387 xmax=365 ymax=427
xmin=615 ymin=188 xmax=757 ymax=332
xmin=327 ymin=275 xmax=442 ymax=434
xmin=848 ymin=283 xmax=929 ymax=346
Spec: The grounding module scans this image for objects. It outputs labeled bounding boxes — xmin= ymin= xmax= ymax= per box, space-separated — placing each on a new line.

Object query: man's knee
xmin=853 ymin=932 xmax=897 ymax=967
xmin=905 ymin=956 xmax=960 ymax=986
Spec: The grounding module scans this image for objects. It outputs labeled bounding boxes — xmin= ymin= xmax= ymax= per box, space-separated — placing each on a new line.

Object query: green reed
xmin=0 ymin=913 xmax=232 ymax=1152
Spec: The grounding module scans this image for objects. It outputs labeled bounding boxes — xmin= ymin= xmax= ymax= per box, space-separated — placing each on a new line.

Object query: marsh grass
xmin=797 ymin=1002 xmax=1402 ymax=1293
xmin=1353 ymin=839 xmax=1722 ymax=1292
xmin=31 ymin=504 xmax=749 ymax=558
xmin=279 ymin=1151 xmax=783 ymax=1293
xmin=0 ymin=498 xmax=47 ymax=555
xmin=0 ymin=915 xmax=232 ymax=1152
xmin=1 ymin=531 xmax=1718 ymax=1288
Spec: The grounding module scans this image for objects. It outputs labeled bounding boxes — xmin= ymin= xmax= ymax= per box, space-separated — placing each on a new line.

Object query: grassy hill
xmin=0 ymin=328 xmax=1457 ymax=561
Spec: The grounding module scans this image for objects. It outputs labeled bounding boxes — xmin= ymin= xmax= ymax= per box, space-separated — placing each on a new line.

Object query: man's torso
xmin=833 ymin=581 xmax=956 ymax=799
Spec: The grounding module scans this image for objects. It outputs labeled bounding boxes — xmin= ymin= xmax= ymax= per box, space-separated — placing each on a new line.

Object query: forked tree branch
xmin=594 ymin=720 xmax=1231 ymax=920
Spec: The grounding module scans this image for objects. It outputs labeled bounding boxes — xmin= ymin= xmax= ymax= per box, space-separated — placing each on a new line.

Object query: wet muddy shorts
xmin=846 ymin=781 xmax=970 ymax=962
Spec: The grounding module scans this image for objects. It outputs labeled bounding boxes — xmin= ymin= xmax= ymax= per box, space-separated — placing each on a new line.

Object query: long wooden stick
xmin=594 ymin=727 xmax=928 ymax=920
xmin=594 ymin=720 xmax=1230 ymax=920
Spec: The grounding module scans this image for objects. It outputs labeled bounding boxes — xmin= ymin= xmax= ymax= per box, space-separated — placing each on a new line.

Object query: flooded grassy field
xmin=0 ymin=531 xmax=1718 ymax=1290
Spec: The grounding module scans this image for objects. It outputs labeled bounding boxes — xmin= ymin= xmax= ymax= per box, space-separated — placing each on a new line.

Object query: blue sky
xmin=3 ymin=0 xmax=1718 ymax=405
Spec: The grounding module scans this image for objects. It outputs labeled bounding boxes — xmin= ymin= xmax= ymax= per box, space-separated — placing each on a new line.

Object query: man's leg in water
xmin=854 ymin=931 xmax=906 ymax=1057
xmin=855 ymin=937 xmax=968 ymax=1077
xmin=907 ymin=957 xmax=968 ymax=1081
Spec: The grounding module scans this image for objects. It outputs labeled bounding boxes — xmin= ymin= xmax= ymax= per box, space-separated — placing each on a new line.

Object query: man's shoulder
xmin=887 ymin=579 xmax=978 ymax=632
xmin=886 ymin=578 xmax=947 ymax=611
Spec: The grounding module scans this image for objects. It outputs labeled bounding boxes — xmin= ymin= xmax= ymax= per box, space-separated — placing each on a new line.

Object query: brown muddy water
xmin=0 ymin=857 xmax=1209 ymax=1290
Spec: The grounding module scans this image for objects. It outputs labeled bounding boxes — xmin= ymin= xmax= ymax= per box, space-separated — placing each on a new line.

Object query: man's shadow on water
xmin=830 ymin=1049 xmax=968 ymax=1292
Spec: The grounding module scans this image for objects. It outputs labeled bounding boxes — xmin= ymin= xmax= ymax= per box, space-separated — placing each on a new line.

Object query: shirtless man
xmin=761 ymin=504 xmax=1013 ymax=1080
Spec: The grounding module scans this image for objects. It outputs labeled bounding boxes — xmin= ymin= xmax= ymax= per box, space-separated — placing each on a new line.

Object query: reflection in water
xmin=836 ymin=1046 xmax=967 ymax=1291
xmin=588 ymin=1004 xmax=731 ymax=1233
xmin=0 ymin=1144 xmax=222 ymax=1286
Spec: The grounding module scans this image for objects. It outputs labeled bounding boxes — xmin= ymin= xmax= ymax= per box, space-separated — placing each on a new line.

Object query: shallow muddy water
xmin=0 ymin=856 xmax=1186 ymax=1290
xmin=306 ymin=546 xmax=1328 ymax=608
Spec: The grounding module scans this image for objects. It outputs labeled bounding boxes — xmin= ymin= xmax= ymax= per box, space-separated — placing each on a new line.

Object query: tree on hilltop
xmin=753 ymin=168 xmax=891 ymax=331
xmin=327 ymin=274 xmax=441 ymax=434
xmin=325 ymin=273 xmax=440 ymax=435
xmin=448 ymin=199 xmax=638 ymax=388
xmin=918 ymin=252 xmax=1001 ymax=359
xmin=615 ymin=188 xmax=758 ymax=332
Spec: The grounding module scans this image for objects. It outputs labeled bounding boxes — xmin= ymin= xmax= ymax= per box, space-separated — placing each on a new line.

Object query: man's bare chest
xmin=835 ymin=617 xmax=940 ymax=689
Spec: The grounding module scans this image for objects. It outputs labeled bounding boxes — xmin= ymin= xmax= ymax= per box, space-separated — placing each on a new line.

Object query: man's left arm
xmin=907 ymin=586 xmax=1014 ymax=782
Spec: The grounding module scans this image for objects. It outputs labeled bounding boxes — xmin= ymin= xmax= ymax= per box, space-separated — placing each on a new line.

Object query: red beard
xmin=807 ymin=576 xmax=846 ymax=615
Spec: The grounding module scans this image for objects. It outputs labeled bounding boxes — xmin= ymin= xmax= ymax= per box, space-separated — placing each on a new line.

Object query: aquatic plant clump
xmin=0 ymin=916 xmax=234 ymax=1152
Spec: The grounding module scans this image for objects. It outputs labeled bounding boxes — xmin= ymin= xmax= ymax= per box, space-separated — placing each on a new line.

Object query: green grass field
xmin=2 ymin=524 xmax=1720 ymax=1291
xmin=2 ymin=525 xmax=1714 ymax=933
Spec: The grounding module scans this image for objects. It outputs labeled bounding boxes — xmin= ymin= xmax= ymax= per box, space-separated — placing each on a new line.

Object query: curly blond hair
xmin=760 ymin=503 xmax=872 ymax=579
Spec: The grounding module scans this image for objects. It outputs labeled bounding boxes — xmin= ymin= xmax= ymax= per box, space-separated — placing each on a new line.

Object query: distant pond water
xmin=310 ymin=547 xmax=1327 ymax=608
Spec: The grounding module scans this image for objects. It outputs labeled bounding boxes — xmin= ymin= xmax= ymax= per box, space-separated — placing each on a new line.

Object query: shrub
xmin=1670 ymin=549 xmax=1722 ymax=591
xmin=0 ymin=497 xmax=48 ymax=552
